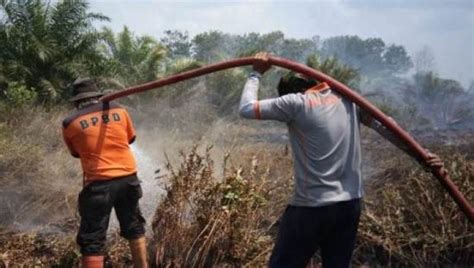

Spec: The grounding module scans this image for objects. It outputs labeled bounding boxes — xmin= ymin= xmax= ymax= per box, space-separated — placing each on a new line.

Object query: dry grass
xmin=0 ymin=227 xmax=78 ymax=267
xmin=0 ymin=105 xmax=472 ymax=267
xmin=151 ymin=145 xmax=292 ymax=267
xmin=151 ymin=143 xmax=473 ymax=267
xmin=0 ymin=226 xmax=135 ymax=267
xmin=0 ymin=105 xmax=81 ymax=228
xmin=357 ymin=146 xmax=473 ymax=266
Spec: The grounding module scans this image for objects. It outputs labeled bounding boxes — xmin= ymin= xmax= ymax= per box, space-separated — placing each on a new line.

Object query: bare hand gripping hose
xmin=101 ymin=55 xmax=474 ymax=223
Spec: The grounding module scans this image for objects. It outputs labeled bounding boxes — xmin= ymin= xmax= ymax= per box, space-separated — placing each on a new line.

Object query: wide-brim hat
xmin=69 ymin=77 xmax=104 ymax=102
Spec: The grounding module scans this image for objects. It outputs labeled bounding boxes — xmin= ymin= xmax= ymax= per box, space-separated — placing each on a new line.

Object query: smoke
xmin=120 ymin=57 xmax=472 ymax=204
xmin=114 ymin=76 xmax=289 ymax=225
xmin=90 ymin=0 xmax=473 ymax=86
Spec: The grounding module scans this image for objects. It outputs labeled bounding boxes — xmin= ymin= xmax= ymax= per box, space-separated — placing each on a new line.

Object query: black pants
xmin=269 ymin=199 xmax=361 ymax=268
xmin=77 ymin=174 xmax=146 ymax=256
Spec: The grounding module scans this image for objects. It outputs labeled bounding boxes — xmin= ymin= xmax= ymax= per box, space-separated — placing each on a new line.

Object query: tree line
xmin=1 ymin=0 xmax=472 ymax=129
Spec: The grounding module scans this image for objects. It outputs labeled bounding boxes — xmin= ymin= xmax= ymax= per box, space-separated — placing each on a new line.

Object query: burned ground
xmin=0 ymin=102 xmax=472 ymax=267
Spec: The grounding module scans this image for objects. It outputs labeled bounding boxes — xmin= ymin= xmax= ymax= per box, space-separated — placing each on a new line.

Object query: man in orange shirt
xmin=62 ymin=78 xmax=148 ymax=268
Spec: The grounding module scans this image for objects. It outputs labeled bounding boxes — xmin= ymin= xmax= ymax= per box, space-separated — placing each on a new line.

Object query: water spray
xmin=101 ymin=55 xmax=474 ymax=223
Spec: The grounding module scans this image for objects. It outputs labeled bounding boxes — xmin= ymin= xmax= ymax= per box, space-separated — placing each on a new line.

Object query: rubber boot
xmin=82 ymin=255 xmax=104 ymax=268
xmin=129 ymin=237 xmax=148 ymax=268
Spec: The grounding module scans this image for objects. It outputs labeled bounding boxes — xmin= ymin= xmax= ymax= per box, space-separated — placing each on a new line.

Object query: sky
xmin=88 ymin=0 xmax=474 ymax=86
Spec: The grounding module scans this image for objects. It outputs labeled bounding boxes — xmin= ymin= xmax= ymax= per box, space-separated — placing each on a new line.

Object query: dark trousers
xmin=77 ymin=174 xmax=146 ymax=256
xmin=269 ymin=199 xmax=361 ymax=268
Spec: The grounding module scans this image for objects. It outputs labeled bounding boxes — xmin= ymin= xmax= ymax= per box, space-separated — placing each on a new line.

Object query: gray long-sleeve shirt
xmin=239 ymin=72 xmax=363 ymax=207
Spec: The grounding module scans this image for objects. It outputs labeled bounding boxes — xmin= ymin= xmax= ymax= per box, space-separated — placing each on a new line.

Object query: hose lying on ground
xmin=101 ymin=55 xmax=474 ymax=223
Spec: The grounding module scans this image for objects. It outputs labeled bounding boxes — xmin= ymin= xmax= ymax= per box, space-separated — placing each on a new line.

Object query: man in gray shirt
xmin=239 ymin=53 xmax=444 ymax=268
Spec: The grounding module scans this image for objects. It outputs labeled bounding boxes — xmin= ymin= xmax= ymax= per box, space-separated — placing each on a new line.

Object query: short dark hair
xmin=277 ymin=72 xmax=319 ymax=96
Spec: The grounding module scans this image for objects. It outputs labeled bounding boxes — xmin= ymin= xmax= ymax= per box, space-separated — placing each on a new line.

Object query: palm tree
xmin=0 ymin=0 xmax=108 ymax=103
xmin=306 ymin=54 xmax=359 ymax=87
xmin=98 ymin=26 xmax=204 ymax=107
xmin=98 ymin=26 xmax=167 ymax=88
xmin=412 ymin=72 xmax=472 ymax=128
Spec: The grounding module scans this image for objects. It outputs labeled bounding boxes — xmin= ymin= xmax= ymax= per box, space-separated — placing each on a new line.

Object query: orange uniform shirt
xmin=62 ymin=102 xmax=137 ymax=183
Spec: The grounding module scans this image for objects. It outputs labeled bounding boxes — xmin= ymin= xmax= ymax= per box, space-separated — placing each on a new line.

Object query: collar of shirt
xmin=304 ymin=82 xmax=331 ymax=94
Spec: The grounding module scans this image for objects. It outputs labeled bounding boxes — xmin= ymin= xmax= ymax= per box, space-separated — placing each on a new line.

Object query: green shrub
xmin=1 ymin=82 xmax=37 ymax=106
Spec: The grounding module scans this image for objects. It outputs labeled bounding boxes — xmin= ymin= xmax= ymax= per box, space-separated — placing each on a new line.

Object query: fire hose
xmin=101 ymin=55 xmax=474 ymax=223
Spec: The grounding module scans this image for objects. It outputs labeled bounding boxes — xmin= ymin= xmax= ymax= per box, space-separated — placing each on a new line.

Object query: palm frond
xmin=306 ymin=54 xmax=359 ymax=85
